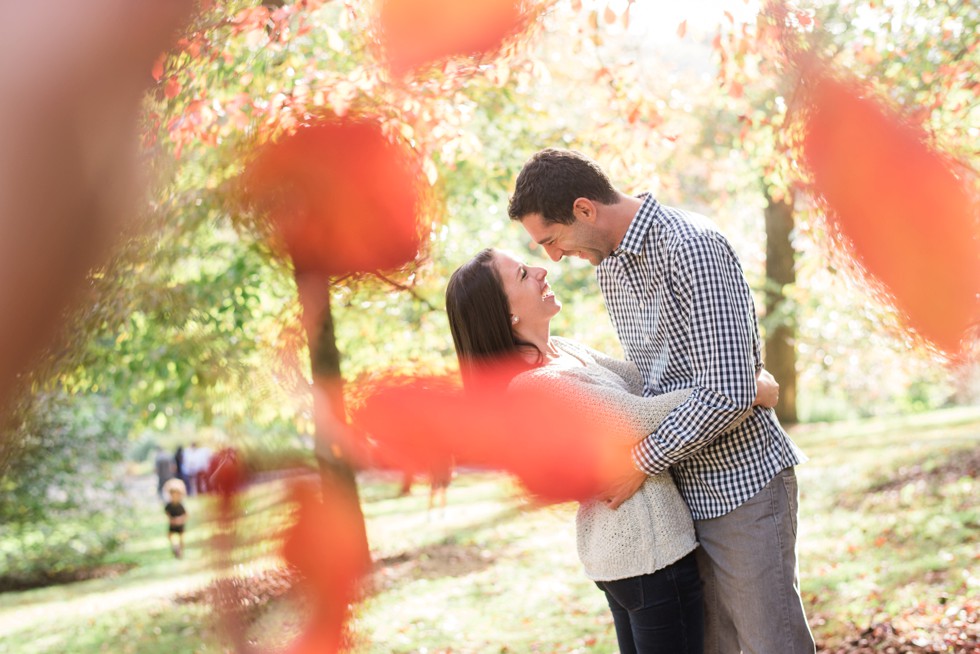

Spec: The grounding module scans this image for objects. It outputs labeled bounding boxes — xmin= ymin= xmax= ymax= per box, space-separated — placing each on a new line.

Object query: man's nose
xmin=543 ymin=244 xmax=562 ymax=262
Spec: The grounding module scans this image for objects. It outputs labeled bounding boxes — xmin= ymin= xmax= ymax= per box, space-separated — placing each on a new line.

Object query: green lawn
xmin=0 ymin=407 xmax=977 ymax=653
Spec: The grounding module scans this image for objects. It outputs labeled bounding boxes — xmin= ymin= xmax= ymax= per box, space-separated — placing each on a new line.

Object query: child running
xmin=162 ymin=478 xmax=188 ymax=559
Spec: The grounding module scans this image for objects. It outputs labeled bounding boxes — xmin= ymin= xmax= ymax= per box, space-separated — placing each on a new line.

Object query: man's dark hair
xmin=508 ymin=149 xmax=618 ymax=225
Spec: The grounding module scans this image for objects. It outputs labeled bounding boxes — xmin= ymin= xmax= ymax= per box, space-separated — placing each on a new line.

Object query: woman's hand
xmin=754 ymin=368 xmax=779 ymax=408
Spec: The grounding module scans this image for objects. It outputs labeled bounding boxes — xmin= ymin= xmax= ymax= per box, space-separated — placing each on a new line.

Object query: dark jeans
xmin=595 ymin=550 xmax=704 ymax=654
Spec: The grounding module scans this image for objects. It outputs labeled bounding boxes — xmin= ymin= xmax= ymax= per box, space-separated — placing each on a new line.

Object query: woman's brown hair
xmin=445 ymin=248 xmax=538 ymax=388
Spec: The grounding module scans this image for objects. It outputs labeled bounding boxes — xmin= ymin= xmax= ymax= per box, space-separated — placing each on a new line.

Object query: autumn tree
xmin=707 ymin=0 xmax=977 ymax=420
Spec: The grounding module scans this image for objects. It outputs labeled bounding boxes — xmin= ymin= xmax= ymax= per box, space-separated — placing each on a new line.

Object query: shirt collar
xmin=612 ymin=192 xmax=658 ymax=257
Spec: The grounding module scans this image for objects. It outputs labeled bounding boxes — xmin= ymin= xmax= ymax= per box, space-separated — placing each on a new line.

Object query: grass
xmin=0 ymin=406 xmax=977 ymax=653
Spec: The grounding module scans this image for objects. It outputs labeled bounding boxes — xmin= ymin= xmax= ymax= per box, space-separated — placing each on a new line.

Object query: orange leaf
xmin=677 ymin=20 xmax=687 ymax=38
xmin=164 ymin=77 xmax=180 ymax=99
xmin=244 ymin=119 xmax=424 ymax=276
xmin=151 ymin=53 xmax=166 ymax=82
xmin=379 ymin=0 xmax=522 ymax=77
xmin=603 ymin=7 xmax=617 ymax=24
xmin=280 ymin=480 xmax=370 ymax=654
xmin=801 ymin=67 xmax=979 ymax=354
xmin=352 ymin=367 xmax=634 ymax=503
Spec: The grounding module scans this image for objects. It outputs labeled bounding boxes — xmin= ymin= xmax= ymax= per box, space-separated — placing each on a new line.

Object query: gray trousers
xmin=694 ymin=467 xmax=815 ymax=654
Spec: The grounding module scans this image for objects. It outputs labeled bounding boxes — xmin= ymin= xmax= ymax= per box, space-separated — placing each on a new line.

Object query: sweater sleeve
xmin=509 ymin=367 xmax=693 ymax=445
xmin=554 ymin=337 xmax=645 ymax=396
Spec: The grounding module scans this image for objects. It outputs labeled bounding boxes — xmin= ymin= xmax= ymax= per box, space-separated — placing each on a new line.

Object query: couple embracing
xmin=445 ymin=149 xmax=815 ymax=654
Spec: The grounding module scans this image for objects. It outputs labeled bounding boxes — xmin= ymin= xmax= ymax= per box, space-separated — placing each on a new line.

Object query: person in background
xmin=183 ymin=442 xmax=200 ymax=495
xmin=190 ymin=442 xmax=213 ymax=494
xmin=163 ymin=478 xmax=188 ymax=559
xmin=427 ymin=456 xmax=454 ymax=518
xmin=174 ymin=445 xmax=189 ymax=494
xmin=154 ymin=445 xmax=175 ymax=500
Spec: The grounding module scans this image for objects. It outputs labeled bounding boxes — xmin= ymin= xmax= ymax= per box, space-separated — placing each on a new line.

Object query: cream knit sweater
xmin=508 ymin=337 xmax=702 ymax=582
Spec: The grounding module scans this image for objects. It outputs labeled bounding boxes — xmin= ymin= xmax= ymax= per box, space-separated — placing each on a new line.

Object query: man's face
xmin=518 ymin=212 xmax=610 ymax=266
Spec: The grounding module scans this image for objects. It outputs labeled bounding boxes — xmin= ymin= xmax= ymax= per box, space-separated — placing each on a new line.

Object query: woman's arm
xmin=509 ymin=369 xmax=693 ymax=444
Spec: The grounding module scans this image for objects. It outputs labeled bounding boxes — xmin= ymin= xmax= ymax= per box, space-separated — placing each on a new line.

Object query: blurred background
xmin=0 ymin=1 xmax=976 ymax=652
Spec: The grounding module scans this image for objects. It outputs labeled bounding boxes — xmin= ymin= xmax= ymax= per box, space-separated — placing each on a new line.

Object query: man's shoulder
xmin=655 ymin=204 xmax=722 ymax=243
xmin=653 ymin=206 xmax=738 ymax=264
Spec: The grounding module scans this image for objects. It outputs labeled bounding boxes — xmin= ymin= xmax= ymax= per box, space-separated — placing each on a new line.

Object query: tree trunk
xmin=764 ymin=189 xmax=798 ymax=424
xmin=295 ymin=271 xmax=369 ymax=550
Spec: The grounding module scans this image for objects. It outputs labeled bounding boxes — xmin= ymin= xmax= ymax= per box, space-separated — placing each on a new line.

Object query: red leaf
xmin=801 ymin=68 xmax=979 ymax=354
xmin=352 ymin=367 xmax=634 ymax=504
xmin=244 ymin=119 xmax=424 ymax=276
xmin=280 ymin=480 xmax=370 ymax=654
xmin=379 ymin=0 xmax=523 ymax=76
xmin=164 ymin=77 xmax=181 ymax=99
xmin=151 ymin=53 xmax=165 ymax=82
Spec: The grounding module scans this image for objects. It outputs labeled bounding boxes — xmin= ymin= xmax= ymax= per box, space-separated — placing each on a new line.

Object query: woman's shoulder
xmin=551 ymin=336 xmax=598 ymax=362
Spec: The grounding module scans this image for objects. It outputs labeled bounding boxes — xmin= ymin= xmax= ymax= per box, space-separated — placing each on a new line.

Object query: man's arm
xmin=602 ymin=367 xmax=771 ymax=509
xmin=632 ymin=231 xmax=760 ymax=474
xmin=602 ymin=231 xmax=760 ymax=509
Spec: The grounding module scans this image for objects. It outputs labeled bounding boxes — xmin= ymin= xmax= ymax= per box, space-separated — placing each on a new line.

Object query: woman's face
xmin=491 ymin=250 xmax=561 ymax=327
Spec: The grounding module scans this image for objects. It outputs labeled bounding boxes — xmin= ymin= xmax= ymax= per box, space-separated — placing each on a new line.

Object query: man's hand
xmin=754 ymin=368 xmax=779 ymax=408
xmin=598 ymin=465 xmax=648 ymax=510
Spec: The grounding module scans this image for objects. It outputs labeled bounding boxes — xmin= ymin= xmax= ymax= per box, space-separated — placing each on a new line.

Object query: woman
xmin=445 ymin=248 xmax=777 ymax=654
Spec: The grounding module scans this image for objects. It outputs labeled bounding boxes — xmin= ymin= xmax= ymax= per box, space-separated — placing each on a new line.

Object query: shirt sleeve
xmin=631 ymin=231 xmax=760 ymax=475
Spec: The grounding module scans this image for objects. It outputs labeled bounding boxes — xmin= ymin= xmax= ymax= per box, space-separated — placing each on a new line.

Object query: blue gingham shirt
xmin=597 ymin=194 xmax=805 ymax=520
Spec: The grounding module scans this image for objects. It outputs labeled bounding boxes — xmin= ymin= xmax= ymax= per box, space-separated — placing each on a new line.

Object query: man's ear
xmin=573 ymin=198 xmax=597 ymax=225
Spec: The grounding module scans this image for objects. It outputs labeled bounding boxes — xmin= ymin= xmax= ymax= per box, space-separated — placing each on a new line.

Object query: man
xmin=183 ymin=442 xmax=200 ymax=495
xmin=154 ymin=445 xmax=175 ymax=500
xmin=508 ymin=148 xmax=814 ymax=653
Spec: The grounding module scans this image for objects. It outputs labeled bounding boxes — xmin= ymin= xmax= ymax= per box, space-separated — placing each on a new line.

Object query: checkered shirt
xmin=597 ymin=194 xmax=805 ymax=520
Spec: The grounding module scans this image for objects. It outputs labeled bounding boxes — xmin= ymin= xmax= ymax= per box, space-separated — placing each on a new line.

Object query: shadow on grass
xmin=368 ymin=504 xmax=530 ymax=592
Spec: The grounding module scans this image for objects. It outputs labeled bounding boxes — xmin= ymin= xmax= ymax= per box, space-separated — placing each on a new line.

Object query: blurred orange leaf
xmin=151 ymin=53 xmax=165 ymax=81
xmin=164 ymin=77 xmax=181 ymax=99
xmin=379 ymin=0 xmax=522 ymax=77
xmin=677 ymin=20 xmax=687 ymax=38
xmin=280 ymin=480 xmax=370 ymax=654
xmin=352 ymin=368 xmax=634 ymax=503
xmin=244 ymin=118 xmax=424 ymax=276
xmin=801 ymin=68 xmax=979 ymax=354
